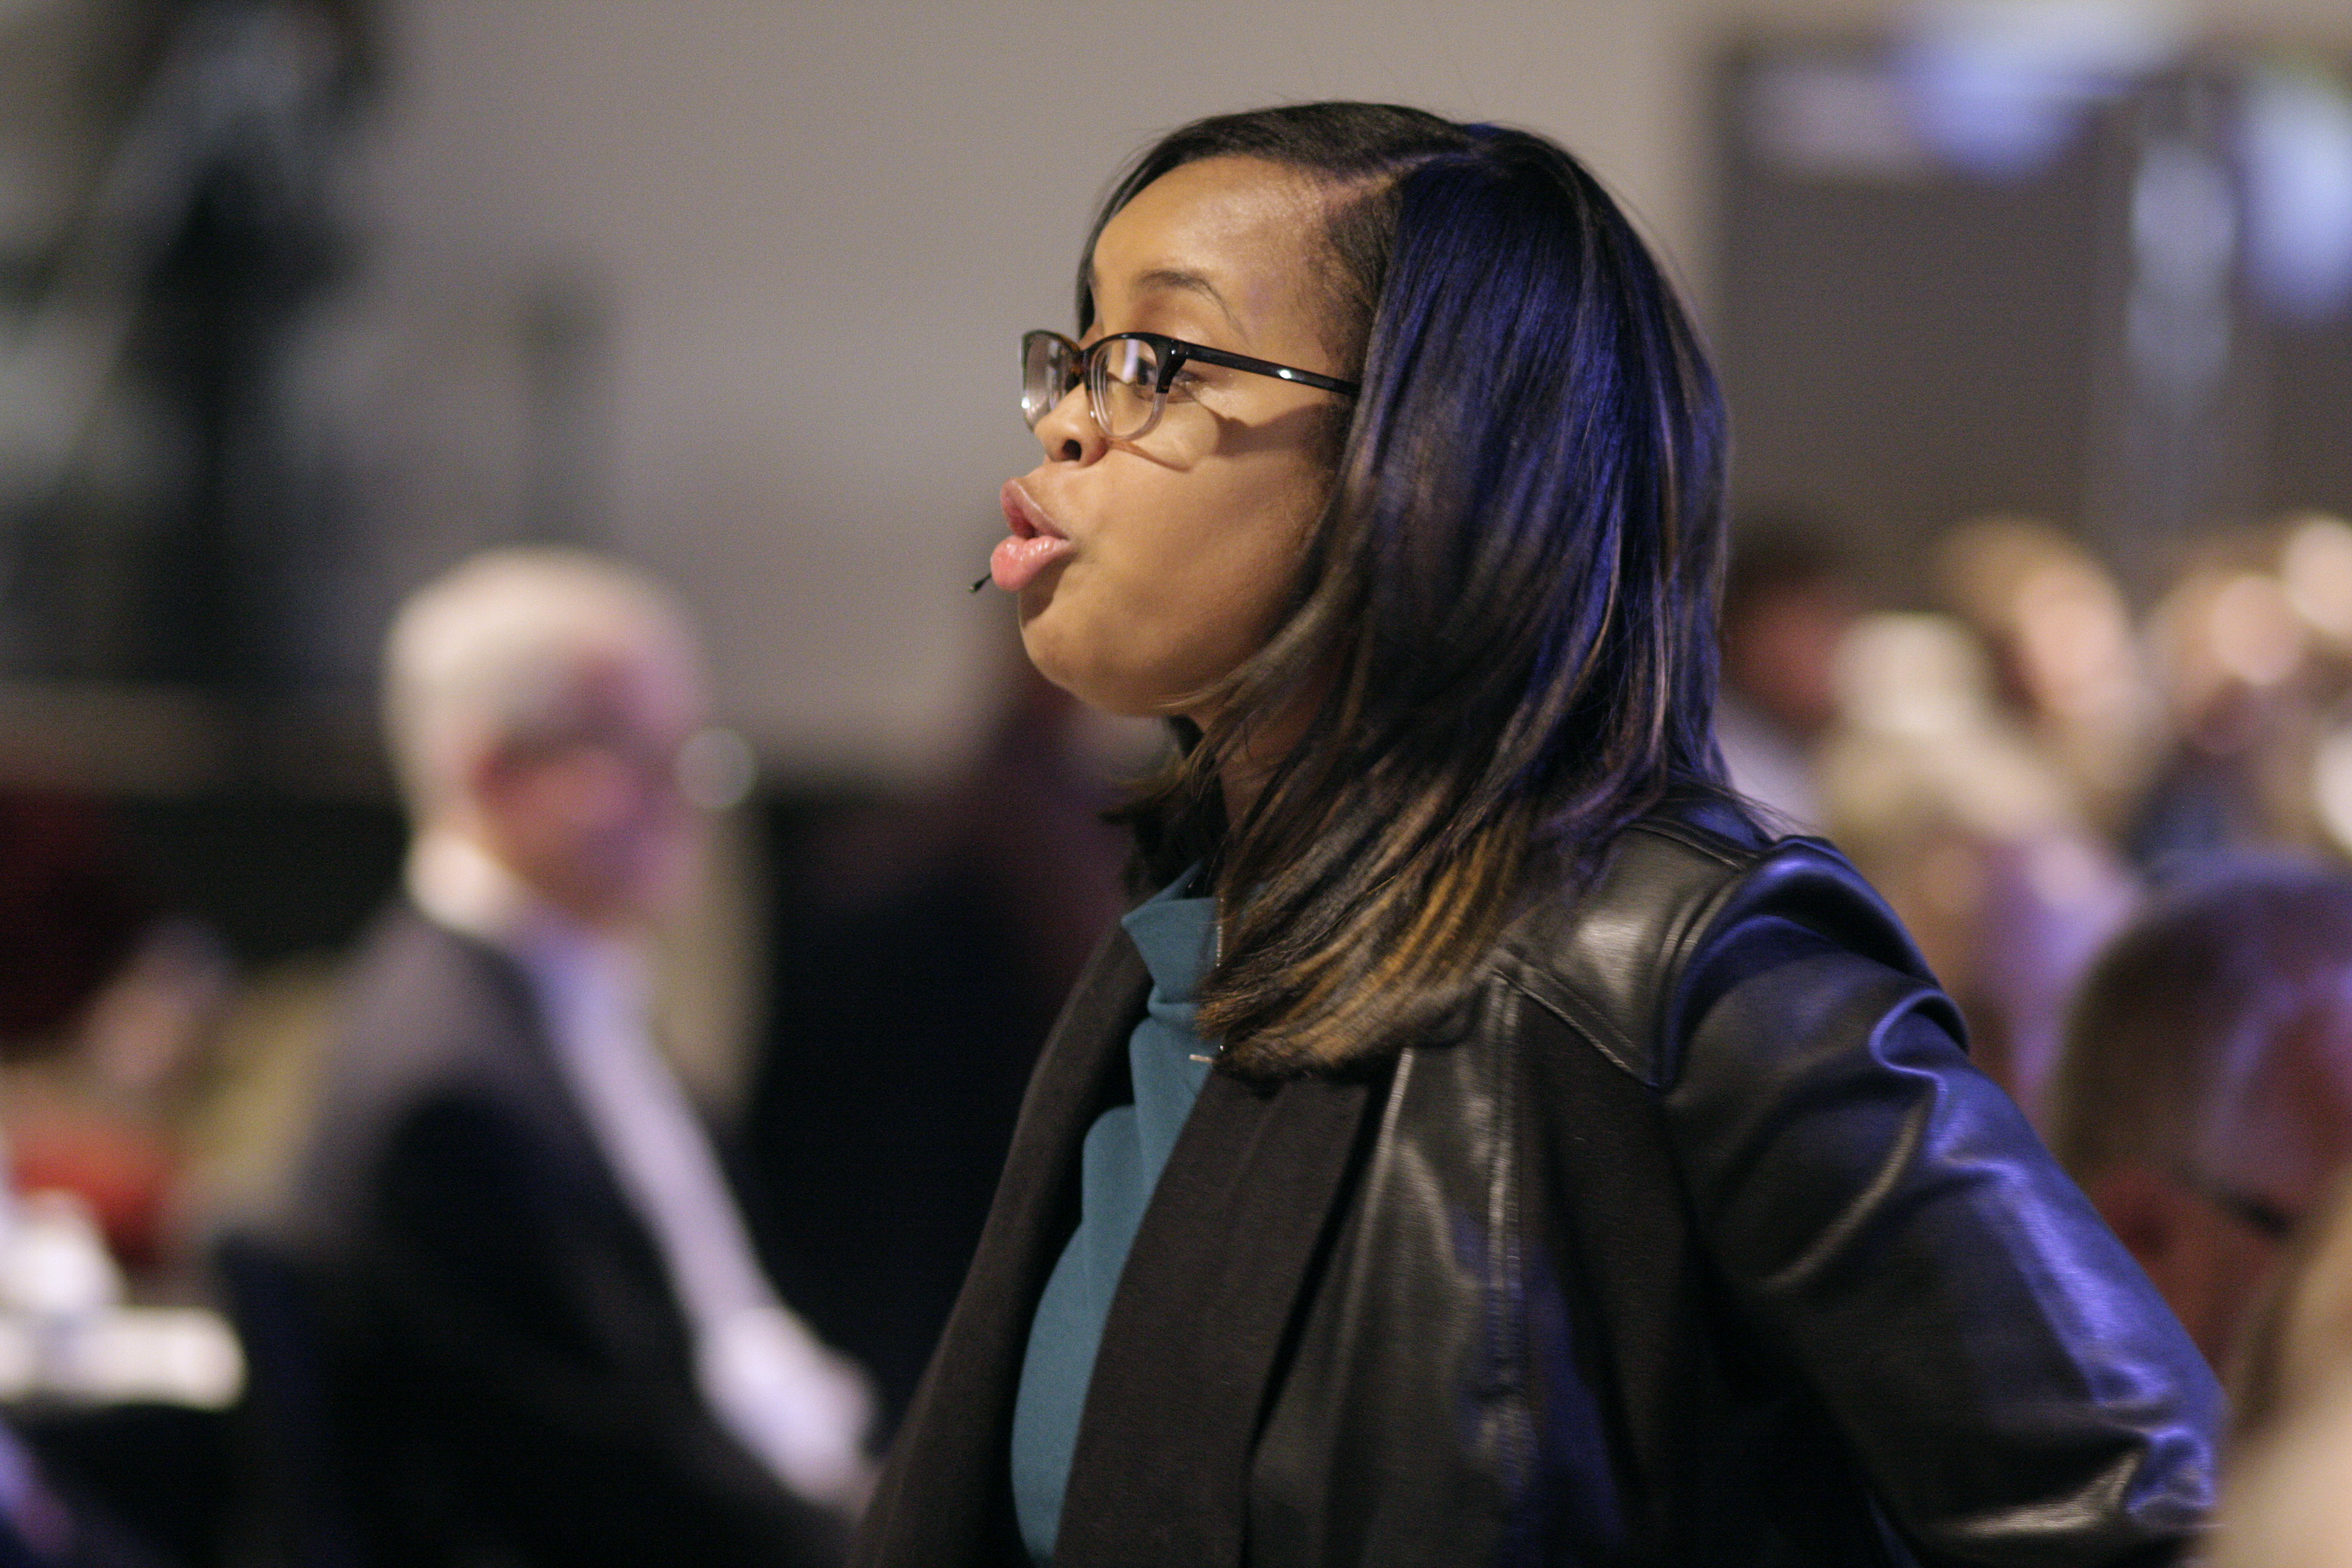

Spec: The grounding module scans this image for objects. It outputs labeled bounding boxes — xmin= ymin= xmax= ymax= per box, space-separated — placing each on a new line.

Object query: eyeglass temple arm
xmin=1169 ymin=341 xmax=1359 ymax=396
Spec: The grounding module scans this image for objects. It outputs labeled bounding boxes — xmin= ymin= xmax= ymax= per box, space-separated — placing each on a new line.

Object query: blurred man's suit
xmin=287 ymin=895 xmax=852 ymax=1568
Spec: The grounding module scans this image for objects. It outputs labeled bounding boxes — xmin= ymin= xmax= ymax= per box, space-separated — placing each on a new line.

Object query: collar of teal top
xmin=1118 ymin=864 xmax=1218 ymax=1008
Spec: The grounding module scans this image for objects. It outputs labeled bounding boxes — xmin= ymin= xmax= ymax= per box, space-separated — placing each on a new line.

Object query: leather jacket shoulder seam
xmin=1495 ymin=822 xmax=1783 ymax=1090
xmin=1497 ymin=967 xmax=1655 ymax=1086
xmin=1618 ymin=815 xmax=1749 ymax=869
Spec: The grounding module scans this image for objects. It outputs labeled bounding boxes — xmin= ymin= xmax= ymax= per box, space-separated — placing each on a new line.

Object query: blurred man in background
xmin=286 ymin=547 xmax=868 ymax=1567
xmin=2043 ymin=859 xmax=2352 ymax=1369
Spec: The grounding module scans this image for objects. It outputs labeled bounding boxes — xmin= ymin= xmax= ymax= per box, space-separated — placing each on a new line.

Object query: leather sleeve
xmin=1662 ymin=878 xmax=2223 ymax=1567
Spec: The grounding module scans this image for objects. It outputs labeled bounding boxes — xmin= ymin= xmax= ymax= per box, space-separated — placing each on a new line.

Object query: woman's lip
xmin=1001 ymin=480 xmax=1067 ymax=541
xmin=991 ymin=479 xmax=1074 ymax=590
xmin=991 ymin=531 xmax=1075 ymax=592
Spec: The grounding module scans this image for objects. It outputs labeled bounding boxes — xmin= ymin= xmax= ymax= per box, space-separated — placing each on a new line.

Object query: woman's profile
xmin=854 ymin=102 xmax=2220 ymax=1567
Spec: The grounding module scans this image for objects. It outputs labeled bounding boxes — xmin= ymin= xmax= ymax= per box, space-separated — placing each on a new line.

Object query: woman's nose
xmin=1033 ymin=382 xmax=1105 ymax=466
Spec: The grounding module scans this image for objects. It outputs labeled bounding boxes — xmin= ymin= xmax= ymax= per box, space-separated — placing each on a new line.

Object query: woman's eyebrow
xmin=1108 ymin=266 xmax=1245 ymax=340
xmin=1088 ymin=254 xmax=1251 ymax=341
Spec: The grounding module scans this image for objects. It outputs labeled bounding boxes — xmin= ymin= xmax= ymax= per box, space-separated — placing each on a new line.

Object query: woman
xmin=855 ymin=103 xmax=2220 ymax=1567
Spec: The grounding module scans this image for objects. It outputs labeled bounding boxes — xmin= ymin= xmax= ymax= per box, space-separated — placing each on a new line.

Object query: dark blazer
xmin=853 ymin=801 xmax=2221 ymax=1567
xmin=287 ymin=904 xmax=845 ymax=1568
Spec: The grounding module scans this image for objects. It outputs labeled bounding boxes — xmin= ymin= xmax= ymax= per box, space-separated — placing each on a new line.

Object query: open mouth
xmin=993 ymin=480 xmax=1076 ymax=592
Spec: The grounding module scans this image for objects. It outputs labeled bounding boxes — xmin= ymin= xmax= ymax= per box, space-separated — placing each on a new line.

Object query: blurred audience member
xmin=2135 ymin=547 xmax=2325 ymax=863
xmin=2044 ymin=859 xmax=2352 ymax=1369
xmin=1937 ymin=516 xmax=2159 ymax=835
xmin=1714 ymin=522 xmax=1858 ymax=832
xmin=0 ymin=797 xmax=233 ymax=1566
xmin=2131 ymin=519 xmax=2352 ymax=873
xmin=0 ymin=797 xmax=228 ymax=1274
xmin=287 ymin=548 xmax=868 ymax=1567
xmin=1820 ymin=612 xmax=2134 ymax=1109
xmin=748 ymin=642 xmax=1138 ymax=1429
xmin=5 ymin=920 xmax=232 ymax=1278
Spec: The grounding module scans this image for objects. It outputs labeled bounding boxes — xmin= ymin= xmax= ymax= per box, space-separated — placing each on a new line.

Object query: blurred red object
xmin=6 ymin=1119 xmax=174 ymax=1272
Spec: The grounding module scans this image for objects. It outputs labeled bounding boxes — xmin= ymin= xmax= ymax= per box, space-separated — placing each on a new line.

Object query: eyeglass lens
xmin=1090 ymin=338 xmax=1163 ymax=439
xmin=1022 ymin=333 xmax=1167 ymax=440
xmin=1021 ymin=333 xmax=1072 ymax=430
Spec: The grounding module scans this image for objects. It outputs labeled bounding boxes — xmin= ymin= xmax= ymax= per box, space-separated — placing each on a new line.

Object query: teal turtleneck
xmin=1008 ymin=868 xmax=1218 ymax=1566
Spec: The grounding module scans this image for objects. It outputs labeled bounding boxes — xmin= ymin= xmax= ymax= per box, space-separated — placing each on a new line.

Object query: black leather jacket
xmin=853 ymin=800 xmax=2222 ymax=1567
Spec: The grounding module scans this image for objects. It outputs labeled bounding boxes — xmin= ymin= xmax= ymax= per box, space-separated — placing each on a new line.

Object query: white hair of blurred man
xmin=383 ymin=547 xmax=708 ymax=927
xmin=384 ymin=547 xmax=764 ymax=1103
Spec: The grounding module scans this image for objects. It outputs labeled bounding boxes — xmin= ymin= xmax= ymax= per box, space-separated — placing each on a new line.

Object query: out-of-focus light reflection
xmin=2242 ymin=61 xmax=2352 ymax=322
xmin=2313 ymin=727 xmax=2352 ymax=856
xmin=2209 ymin=572 xmax=2307 ymax=687
xmin=2129 ymin=142 xmax=2238 ymax=402
xmin=2282 ymin=514 xmax=2352 ymax=640
xmin=1837 ymin=613 xmax=1992 ymax=740
xmin=1900 ymin=0 xmax=2190 ymax=179
xmin=1747 ymin=51 xmax=1934 ymax=179
xmin=2015 ymin=561 xmax=2138 ymax=718
xmin=678 ymin=727 xmax=757 ymax=811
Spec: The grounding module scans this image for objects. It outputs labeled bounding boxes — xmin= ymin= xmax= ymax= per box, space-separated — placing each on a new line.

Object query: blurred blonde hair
xmin=381 ymin=547 xmax=700 ymax=823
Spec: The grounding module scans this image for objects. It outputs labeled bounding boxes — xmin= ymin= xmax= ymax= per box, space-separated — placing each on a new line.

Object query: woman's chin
xmin=1018 ymin=644 xmax=1161 ymax=720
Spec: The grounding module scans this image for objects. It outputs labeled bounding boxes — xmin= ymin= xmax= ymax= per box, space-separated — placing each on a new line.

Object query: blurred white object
xmin=1899 ymin=0 xmax=2188 ymax=179
xmin=702 ymin=1305 xmax=877 ymax=1512
xmin=2283 ymin=515 xmax=2352 ymax=642
xmin=0 ymin=1191 xmax=120 ymax=1321
xmin=56 ymin=1310 xmax=243 ymax=1409
xmin=0 ymin=1309 xmax=244 ymax=1410
xmin=676 ymin=726 xmax=757 ymax=811
xmin=2242 ymin=61 xmax=2352 ymax=324
xmin=2311 ymin=728 xmax=2352 ymax=858
xmin=0 ymin=1191 xmax=243 ymax=1408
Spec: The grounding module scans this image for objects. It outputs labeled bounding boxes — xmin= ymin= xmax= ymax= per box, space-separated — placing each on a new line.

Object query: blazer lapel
xmin=1054 ymin=1063 xmax=1380 ymax=1567
xmin=851 ymin=924 xmax=1149 ymax=1568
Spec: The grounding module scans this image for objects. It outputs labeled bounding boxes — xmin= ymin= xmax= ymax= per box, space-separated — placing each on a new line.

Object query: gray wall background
xmin=333 ymin=0 xmax=2352 ymax=781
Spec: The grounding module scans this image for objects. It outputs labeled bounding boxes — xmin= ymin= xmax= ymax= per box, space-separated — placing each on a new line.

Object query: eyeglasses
xmin=2171 ymin=1165 xmax=2299 ymax=1242
xmin=1021 ymin=329 xmax=1359 ymax=442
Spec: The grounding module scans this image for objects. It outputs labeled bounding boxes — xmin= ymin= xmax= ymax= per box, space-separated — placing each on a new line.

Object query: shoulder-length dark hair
xmin=1085 ymin=103 xmax=1731 ymax=1077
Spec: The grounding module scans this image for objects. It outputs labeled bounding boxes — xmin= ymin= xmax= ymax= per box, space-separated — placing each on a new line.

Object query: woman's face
xmin=1003 ymin=156 xmax=1350 ymax=720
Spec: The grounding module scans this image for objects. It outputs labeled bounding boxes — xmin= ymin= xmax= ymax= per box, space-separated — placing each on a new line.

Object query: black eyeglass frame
xmin=1022 ymin=328 xmax=1360 ymax=441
